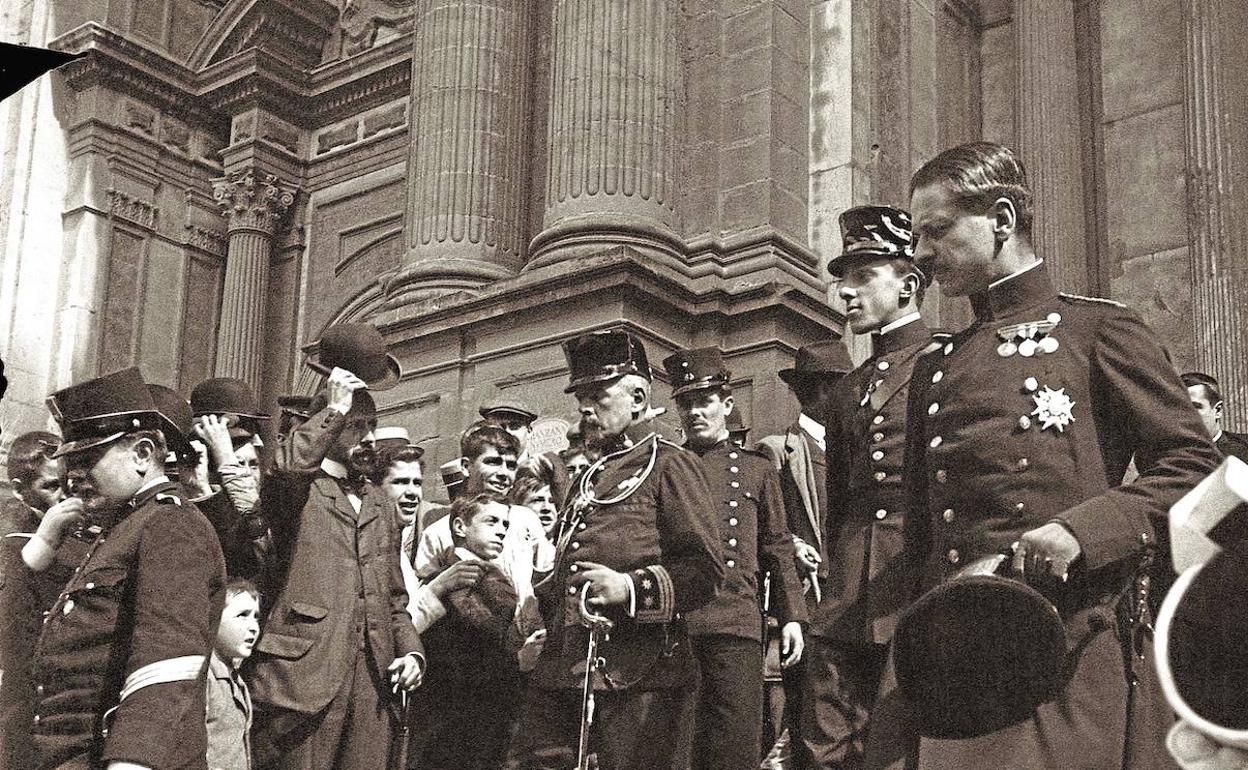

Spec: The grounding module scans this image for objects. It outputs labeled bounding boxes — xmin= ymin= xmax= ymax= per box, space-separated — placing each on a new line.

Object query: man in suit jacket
xmin=249 ymin=366 xmax=424 ymax=770
xmin=1181 ymin=372 xmax=1248 ymax=464
xmin=756 ymin=340 xmax=854 ymax=769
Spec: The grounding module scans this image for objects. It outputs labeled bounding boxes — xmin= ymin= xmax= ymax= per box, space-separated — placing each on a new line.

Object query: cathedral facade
xmin=1 ymin=0 xmax=1245 ymax=492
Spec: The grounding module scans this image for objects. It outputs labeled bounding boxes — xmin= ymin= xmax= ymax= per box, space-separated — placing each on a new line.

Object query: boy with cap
xmin=248 ymin=360 xmax=424 ymax=770
xmin=663 ymin=346 xmax=807 ymax=770
xmin=507 ymin=329 xmax=724 ymax=770
xmin=31 ymin=367 xmax=227 ymax=770
xmin=805 ymin=205 xmax=944 ymax=770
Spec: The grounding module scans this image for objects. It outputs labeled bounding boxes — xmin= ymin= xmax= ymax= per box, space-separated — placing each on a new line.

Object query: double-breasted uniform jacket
xmin=821 ymin=317 xmax=943 ymax=645
xmin=533 ymin=421 xmax=724 ymax=691
xmin=895 ymin=261 xmax=1220 ymax=770
xmin=757 ymin=422 xmax=828 ymax=584
xmin=31 ymin=480 xmax=226 ymax=770
xmin=685 ymin=440 xmax=807 ymax=641
xmin=249 ymin=407 xmax=422 ymax=716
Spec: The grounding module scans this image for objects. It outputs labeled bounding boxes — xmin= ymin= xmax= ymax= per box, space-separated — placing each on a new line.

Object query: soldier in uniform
xmin=31 ymin=367 xmax=227 ymax=770
xmin=873 ymin=141 xmax=1221 ymax=770
xmin=508 ymin=330 xmax=725 ymax=770
xmin=663 ymin=347 xmax=807 ymax=770
xmin=807 ymin=205 xmax=943 ymax=770
xmin=1180 ymin=372 xmax=1248 ymax=464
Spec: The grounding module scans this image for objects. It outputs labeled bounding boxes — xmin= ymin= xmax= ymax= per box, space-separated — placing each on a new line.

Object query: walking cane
xmin=577 ymin=583 xmax=613 ymax=770
xmin=388 ymin=690 xmax=411 ymax=770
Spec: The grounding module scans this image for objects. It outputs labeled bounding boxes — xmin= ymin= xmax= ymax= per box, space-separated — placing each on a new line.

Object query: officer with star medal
xmin=663 ymin=346 xmax=807 ymax=770
xmin=32 ymin=367 xmax=227 ymax=770
xmin=868 ymin=142 xmax=1221 ymax=770
xmin=806 ymin=205 xmax=945 ymax=770
xmin=508 ymin=330 xmax=724 ymax=770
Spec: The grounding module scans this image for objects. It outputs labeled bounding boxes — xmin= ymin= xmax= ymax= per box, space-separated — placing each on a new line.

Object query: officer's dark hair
xmin=448 ymin=492 xmax=508 ymax=544
xmin=121 ymin=430 xmax=168 ymax=462
xmin=909 ymin=142 xmax=1034 ymax=238
xmin=224 ymin=576 xmax=260 ymax=602
xmin=460 ymin=424 xmax=521 ymax=462
xmin=7 ymin=430 xmax=60 ymax=486
xmin=1181 ymin=372 xmax=1223 ymax=406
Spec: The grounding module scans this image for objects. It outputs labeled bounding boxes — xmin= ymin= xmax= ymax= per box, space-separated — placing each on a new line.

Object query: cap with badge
xmin=828 ymin=205 xmax=927 ymax=285
xmin=661 ymin=347 xmax=730 ymax=398
xmin=147 ymin=384 xmax=198 ymax=464
xmin=562 ymin=330 xmax=652 ymax=393
xmin=1155 ymin=456 xmax=1248 ymax=750
xmin=778 ymin=340 xmax=855 ymax=388
xmin=305 ymin=322 xmax=402 ymax=390
xmin=190 ymin=377 xmax=270 ymax=438
xmin=47 ymin=368 xmax=165 ymax=458
xmin=479 ymin=397 xmax=539 ymax=425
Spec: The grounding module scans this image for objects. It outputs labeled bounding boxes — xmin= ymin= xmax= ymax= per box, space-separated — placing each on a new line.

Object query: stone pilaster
xmin=386 ymin=0 xmax=531 ymax=306
xmin=526 ymin=0 xmax=682 ymax=270
xmin=212 ymin=169 xmax=295 ymax=389
xmin=1184 ymin=0 xmax=1248 ymax=429
xmin=1014 ymin=0 xmax=1087 ymax=293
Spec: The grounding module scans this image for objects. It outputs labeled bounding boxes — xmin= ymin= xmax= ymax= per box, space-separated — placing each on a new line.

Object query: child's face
xmin=464 ymin=447 xmax=518 ymax=497
xmin=522 ymin=485 xmax=557 ymax=533
xmin=216 ymin=590 xmax=261 ymax=664
xmin=453 ymin=501 xmax=510 ymax=560
xmin=18 ymin=458 xmax=64 ymax=514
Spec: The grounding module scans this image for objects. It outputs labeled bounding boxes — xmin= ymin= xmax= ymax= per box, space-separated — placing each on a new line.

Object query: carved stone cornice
xmin=186 ymin=224 xmax=228 ymax=256
xmin=213 ymin=169 xmax=296 ymax=235
xmin=188 ymin=0 xmax=339 ymax=71
xmin=106 ymin=188 xmax=158 ymax=229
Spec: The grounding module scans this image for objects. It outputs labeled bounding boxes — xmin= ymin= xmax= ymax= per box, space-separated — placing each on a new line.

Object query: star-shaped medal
xmin=1030 ymin=386 xmax=1076 ymax=432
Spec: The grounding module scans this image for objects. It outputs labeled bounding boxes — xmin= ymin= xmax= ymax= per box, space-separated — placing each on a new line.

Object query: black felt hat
xmin=892 ymin=557 xmax=1068 ymax=740
xmin=778 ymin=341 xmax=855 ymax=387
xmin=305 ymin=322 xmax=401 ymax=390
xmin=191 ymin=377 xmax=270 ymax=437
xmin=829 ymin=205 xmax=927 ymax=285
xmin=277 ymin=394 xmax=314 ymax=420
xmin=662 ymin=347 xmax=730 ymax=398
xmin=47 ymin=368 xmax=164 ymax=457
xmin=147 ymin=384 xmax=197 ymax=463
xmin=562 ymin=330 xmax=652 ymax=394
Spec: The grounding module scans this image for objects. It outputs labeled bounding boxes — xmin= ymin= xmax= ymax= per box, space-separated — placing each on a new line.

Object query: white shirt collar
xmin=135 ymin=475 xmax=171 ymax=497
xmin=1213 ymin=429 xmax=1224 ymax=443
xmin=798 ymin=413 xmax=825 ymax=447
xmin=320 ymin=458 xmax=349 ymax=480
xmin=988 ymin=258 xmax=1043 ymax=289
xmin=879 ymin=311 xmax=923 ymax=336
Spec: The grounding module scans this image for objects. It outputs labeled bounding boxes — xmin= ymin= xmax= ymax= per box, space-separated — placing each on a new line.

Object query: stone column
xmin=1184 ymin=0 xmax=1248 ymax=429
xmin=526 ymin=0 xmax=682 ymax=270
xmin=386 ymin=0 xmax=531 ymax=306
xmin=1014 ymin=0 xmax=1087 ymax=293
xmin=212 ymin=169 xmax=295 ymax=388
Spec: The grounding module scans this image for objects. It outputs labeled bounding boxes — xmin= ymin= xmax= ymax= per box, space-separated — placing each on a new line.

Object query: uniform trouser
xmin=506 ymin=684 xmax=695 ymax=770
xmin=684 ymin=634 xmax=764 ymax=770
xmin=406 ymin=673 xmax=523 ymax=770
xmin=793 ymin=638 xmax=888 ymax=770
xmin=253 ymin=644 xmax=393 ymax=770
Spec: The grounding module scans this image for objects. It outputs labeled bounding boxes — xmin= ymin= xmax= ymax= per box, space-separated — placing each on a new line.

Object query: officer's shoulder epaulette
xmin=154 ymin=492 xmax=183 ymax=506
xmin=1059 ymin=292 xmax=1127 ymax=309
xmin=657 ymin=436 xmax=687 ymax=452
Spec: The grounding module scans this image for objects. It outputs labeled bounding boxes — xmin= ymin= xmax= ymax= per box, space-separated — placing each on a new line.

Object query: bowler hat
xmin=191 ymin=377 xmax=270 ymax=438
xmin=306 ymin=322 xmax=401 ymax=391
xmin=726 ymin=409 xmax=749 ymax=437
xmin=277 ymin=394 xmax=313 ymax=420
xmin=662 ymin=347 xmax=730 ymax=399
xmin=47 ymin=368 xmax=165 ymax=457
xmin=147 ymin=384 xmax=197 ymax=463
xmin=828 ymin=205 xmax=926 ymax=282
xmin=479 ymin=397 xmax=539 ymax=424
xmin=778 ymin=341 xmax=854 ymax=387
xmin=892 ymin=554 xmax=1068 ymax=739
xmin=562 ymin=330 xmax=652 ymax=394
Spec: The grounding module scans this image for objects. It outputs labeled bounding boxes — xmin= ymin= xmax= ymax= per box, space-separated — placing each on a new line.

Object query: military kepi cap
xmin=47 ymin=367 xmax=165 ymax=458
xmin=562 ymin=330 xmax=652 ymax=394
xmin=829 ymin=205 xmax=927 ymax=285
xmin=662 ymin=347 xmax=730 ymax=398
xmin=778 ymin=340 xmax=855 ymax=387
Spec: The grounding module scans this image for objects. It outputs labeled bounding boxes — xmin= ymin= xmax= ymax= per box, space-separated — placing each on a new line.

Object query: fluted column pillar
xmin=212 ymin=169 xmax=295 ymax=389
xmin=386 ymin=0 xmax=531 ymax=306
xmin=526 ymin=0 xmax=682 ymax=270
xmin=1184 ymin=0 xmax=1248 ymax=429
xmin=1014 ymin=0 xmax=1087 ymax=293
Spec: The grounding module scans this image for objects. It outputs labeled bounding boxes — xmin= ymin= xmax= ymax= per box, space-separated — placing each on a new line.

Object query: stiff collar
xmin=1213 ymin=429 xmax=1224 ymax=444
xmin=688 ymin=437 xmax=731 ymax=457
xmin=130 ymin=476 xmax=174 ymax=508
xmin=968 ymin=259 xmax=1054 ymax=321
xmin=320 ymin=458 xmax=349 ymax=480
xmin=871 ymin=313 xmax=929 ymax=358
xmin=598 ymin=420 xmax=658 ymax=455
xmin=798 ymin=413 xmax=825 ymax=447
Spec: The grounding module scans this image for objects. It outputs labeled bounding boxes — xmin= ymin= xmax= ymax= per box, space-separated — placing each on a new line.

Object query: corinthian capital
xmin=213 ymin=169 xmax=297 ymax=235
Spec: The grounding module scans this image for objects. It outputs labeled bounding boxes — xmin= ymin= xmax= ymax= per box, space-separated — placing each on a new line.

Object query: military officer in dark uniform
xmin=663 ymin=346 xmax=807 ymax=770
xmin=808 ymin=205 xmax=943 ymax=770
xmin=508 ymin=330 xmax=725 ymax=770
xmin=32 ymin=367 xmax=227 ymax=770
xmin=1180 ymin=372 xmax=1248 ymax=464
xmin=870 ymin=141 xmax=1221 ymax=770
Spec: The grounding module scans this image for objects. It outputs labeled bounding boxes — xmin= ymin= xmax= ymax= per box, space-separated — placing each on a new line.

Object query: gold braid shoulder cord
xmin=553 ymin=434 xmax=660 ymax=553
